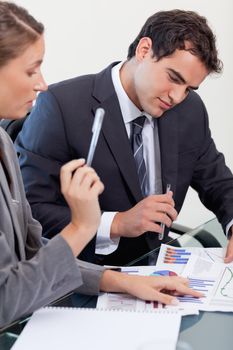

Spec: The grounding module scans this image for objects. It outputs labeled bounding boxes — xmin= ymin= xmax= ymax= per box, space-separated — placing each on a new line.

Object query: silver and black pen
xmin=158 ymin=183 xmax=171 ymax=241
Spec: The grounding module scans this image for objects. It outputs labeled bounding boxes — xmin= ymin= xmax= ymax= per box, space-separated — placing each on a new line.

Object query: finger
xmin=144 ymin=215 xmax=179 ymax=233
xmin=149 ymin=193 xmax=175 ymax=207
xmin=152 ymin=276 xmax=189 ymax=288
xmin=147 ymin=203 xmax=177 ymax=222
xmin=153 ymin=212 xmax=173 ymax=227
xmin=91 ymin=180 xmax=105 ymax=196
xmin=143 ymin=221 xmax=163 ymax=234
xmin=143 ymin=212 xmax=177 ymax=232
xmin=169 ymin=282 xmax=204 ymax=298
xmin=224 ymin=235 xmax=233 ymax=263
xmin=60 ymin=159 xmax=85 ymax=193
xmin=79 ymin=172 xmax=100 ymax=190
xmin=71 ymin=166 xmax=96 ymax=187
xmin=81 ymin=174 xmax=104 ymax=196
xmin=151 ymin=290 xmax=180 ymax=306
xmin=168 ymin=276 xmax=190 ymax=286
xmin=156 ymin=277 xmax=203 ymax=298
xmin=61 ymin=158 xmax=86 ymax=174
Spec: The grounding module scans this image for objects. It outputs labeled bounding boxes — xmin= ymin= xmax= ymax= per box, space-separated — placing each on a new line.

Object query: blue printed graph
xmin=177 ymin=277 xmax=215 ymax=304
xmin=163 ymin=247 xmax=191 ymax=265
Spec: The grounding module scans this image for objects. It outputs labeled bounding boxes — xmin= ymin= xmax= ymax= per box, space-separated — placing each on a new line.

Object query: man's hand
xmin=224 ymin=227 xmax=233 ymax=263
xmin=110 ymin=192 xmax=177 ymax=238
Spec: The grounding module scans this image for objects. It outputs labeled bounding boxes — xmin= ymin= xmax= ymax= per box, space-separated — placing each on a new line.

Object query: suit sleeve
xmin=16 ymin=91 xmax=78 ymax=238
xmin=0 ymin=231 xmax=82 ymax=327
xmin=191 ymin=102 xmax=233 ymax=231
xmin=0 ymin=158 xmax=105 ymax=328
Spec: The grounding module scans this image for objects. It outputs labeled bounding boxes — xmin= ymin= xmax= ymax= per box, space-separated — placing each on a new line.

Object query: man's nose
xmin=169 ymin=86 xmax=187 ymax=105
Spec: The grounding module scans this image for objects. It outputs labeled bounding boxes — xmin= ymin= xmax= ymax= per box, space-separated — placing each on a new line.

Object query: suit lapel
xmin=92 ymin=63 xmax=143 ymax=202
xmin=158 ymin=109 xmax=178 ymax=196
xmin=101 ymin=97 xmax=143 ymax=202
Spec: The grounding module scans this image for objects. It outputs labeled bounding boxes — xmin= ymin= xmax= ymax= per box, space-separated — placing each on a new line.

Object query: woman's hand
xmin=100 ymin=271 xmax=203 ymax=305
xmin=60 ymin=159 xmax=104 ymax=256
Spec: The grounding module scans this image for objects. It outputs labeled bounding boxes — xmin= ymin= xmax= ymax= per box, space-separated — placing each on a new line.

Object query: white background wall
xmin=16 ymin=0 xmax=233 ymax=229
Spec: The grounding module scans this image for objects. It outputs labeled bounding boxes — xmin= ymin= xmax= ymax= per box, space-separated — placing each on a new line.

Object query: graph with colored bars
xmin=164 ymin=247 xmax=191 ymax=264
xmin=177 ymin=277 xmax=215 ymax=305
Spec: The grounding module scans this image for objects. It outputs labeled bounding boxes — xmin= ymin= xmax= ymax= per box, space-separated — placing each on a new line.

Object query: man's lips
xmin=158 ymin=97 xmax=172 ymax=110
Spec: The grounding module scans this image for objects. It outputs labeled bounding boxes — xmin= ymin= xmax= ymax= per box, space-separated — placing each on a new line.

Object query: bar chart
xmin=163 ymin=247 xmax=191 ymax=264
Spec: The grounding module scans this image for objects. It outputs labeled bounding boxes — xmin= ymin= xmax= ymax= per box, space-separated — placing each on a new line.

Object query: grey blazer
xmin=0 ymin=127 xmax=104 ymax=328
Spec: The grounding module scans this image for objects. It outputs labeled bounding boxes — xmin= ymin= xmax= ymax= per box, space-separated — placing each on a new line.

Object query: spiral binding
xmin=43 ymin=306 xmax=178 ymax=314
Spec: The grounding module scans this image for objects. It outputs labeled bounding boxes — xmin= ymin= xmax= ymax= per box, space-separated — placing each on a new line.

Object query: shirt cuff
xmin=226 ymin=219 xmax=233 ymax=239
xmin=95 ymin=212 xmax=120 ymax=255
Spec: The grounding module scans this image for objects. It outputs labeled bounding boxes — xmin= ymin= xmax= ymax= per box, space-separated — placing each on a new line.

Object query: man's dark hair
xmin=127 ymin=9 xmax=222 ymax=73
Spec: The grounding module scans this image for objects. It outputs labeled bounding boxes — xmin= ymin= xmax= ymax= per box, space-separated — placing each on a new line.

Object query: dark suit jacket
xmin=16 ymin=62 xmax=233 ymax=265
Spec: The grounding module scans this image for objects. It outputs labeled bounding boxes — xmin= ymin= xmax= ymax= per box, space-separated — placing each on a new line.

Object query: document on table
xmin=156 ymin=244 xmax=226 ymax=275
xmin=155 ymin=244 xmax=233 ymax=312
xmin=97 ymin=265 xmax=199 ymax=316
xmin=12 ymin=307 xmax=181 ymax=350
xmin=179 ymin=254 xmax=233 ymax=312
xmin=98 ymin=245 xmax=230 ymax=315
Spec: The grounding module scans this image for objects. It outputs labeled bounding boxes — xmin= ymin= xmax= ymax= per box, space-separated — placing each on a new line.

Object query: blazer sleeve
xmin=15 ymin=91 xmax=73 ymax=238
xmin=0 ymin=232 xmax=81 ymax=327
xmin=190 ymin=101 xmax=233 ymax=231
xmin=0 ymin=199 xmax=105 ymax=328
xmin=0 ymin=231 xmax=105 ymax=327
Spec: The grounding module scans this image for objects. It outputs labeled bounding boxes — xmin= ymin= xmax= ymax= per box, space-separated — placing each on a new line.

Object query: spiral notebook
xmin=12 ymin=307 xmax=181 ymax=350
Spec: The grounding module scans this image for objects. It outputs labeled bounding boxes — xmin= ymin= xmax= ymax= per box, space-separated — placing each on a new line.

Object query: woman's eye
xmin=27 ymin=71 xmax=36 ymax=77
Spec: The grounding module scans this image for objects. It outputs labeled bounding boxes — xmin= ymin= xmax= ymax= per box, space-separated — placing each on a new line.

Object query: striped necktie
xmin=131 ymin=116 xmax=147 ymax=197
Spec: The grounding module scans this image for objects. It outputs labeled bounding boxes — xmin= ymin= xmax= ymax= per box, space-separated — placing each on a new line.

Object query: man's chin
xmin=151 ymin=109 xmax=165 ymax=118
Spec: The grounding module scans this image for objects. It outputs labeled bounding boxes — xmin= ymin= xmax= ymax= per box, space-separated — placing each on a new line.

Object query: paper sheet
xmin=12 ymin=307 xmax=181 ymax=350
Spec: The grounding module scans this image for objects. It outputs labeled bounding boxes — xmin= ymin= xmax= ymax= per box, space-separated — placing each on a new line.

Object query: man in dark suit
xmin=16 ymin=10 xmax=233 ymax=265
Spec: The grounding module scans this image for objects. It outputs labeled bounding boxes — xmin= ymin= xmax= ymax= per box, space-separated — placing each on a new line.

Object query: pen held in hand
xmin=86 ymin=108 xmax=105 ymax=166
xmin=158 ymin=184 xmax=171 ymax=241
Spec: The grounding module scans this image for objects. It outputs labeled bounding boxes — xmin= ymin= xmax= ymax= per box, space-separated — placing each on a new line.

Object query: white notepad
xmin=12 ymin=307 xmax=181 ymax=350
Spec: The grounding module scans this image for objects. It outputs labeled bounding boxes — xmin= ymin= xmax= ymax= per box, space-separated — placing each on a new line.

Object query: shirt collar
xmin=111 ymin=62 xmax=154 ymax=128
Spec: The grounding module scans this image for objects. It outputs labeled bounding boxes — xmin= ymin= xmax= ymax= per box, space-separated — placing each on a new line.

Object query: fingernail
xmin=171 ymin=298 xmax=179 ymax=306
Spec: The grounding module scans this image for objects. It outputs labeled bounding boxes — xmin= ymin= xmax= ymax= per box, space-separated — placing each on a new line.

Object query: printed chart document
xmin=180 ymin=254 xmax=233 ymax=312
xmin=97 ymin=265 xmax=198 ymax=316
xmin=156 ymin=245 xmax=233 ymax=312
xmin=12 ymin=307 xmax=181 ymax=350
xmin=98 ymin=245 xmax=230 ymax=315
xmin=156 ymin=244 xmax=226 ymax=274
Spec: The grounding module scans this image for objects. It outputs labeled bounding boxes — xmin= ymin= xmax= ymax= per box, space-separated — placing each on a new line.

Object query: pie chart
xmin=151 ymin=270 xmax=177 ymax=276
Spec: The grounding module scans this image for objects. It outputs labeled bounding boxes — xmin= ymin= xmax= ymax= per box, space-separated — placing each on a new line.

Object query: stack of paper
xmin=12 ymin=307 xmax=181 ymax=350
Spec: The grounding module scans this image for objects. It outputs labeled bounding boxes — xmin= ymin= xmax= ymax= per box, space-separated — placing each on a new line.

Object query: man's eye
xmin=168 ymin=74 xmax=180 ymax=83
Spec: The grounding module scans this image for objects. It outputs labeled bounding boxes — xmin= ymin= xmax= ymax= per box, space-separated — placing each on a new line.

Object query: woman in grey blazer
xmin=0 ymin=1 xmax=200 ymax=328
